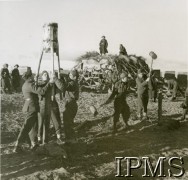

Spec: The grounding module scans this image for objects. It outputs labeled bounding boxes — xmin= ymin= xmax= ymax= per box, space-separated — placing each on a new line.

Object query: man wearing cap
xmin=11 ymin=64 xmax=20 ymax=92
xmin=1 ymin=63 xmax=11 ymax=93
xmin=54 ymin=69 xmax=79 ymax=143
xmin=136 ymin=69 xmax=150 ymax=120
xmin=119 ymin=44 xmax=128 ymax=56
xmin=13 ymin=70 xmax=50 ymax=152
xmin=99 ymin=36 xmax=108 ymax=55
xmin=101 ymin=72 xmax=130 ymax=133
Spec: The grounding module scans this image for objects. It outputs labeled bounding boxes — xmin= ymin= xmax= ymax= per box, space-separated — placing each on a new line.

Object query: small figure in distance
xmin=119 ymin=44 xmax=128 ymax=56
xmin=11 ymin=64 xmax=20 ymax=93
xmin=99 ymin=36 xmax=108 ymax=55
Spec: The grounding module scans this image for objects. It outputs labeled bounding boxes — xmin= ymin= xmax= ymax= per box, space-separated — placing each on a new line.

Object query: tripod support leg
xmin=36 ymin=50 xmax=44 ymax=86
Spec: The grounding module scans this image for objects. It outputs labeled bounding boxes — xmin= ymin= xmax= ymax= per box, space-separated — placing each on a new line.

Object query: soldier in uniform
xmin=54 ymin=70 xmax=79 ymax=143
xmin=99 ymin=36 xmax=108 ymax=55
xmin=164 ymin=78 xmax=184 ymax=101
xmin=11 ymin=64 xmax=20 ymax=92
xmin=37 ymin=71 xmax=63 ymax=144
xmin=136 ymin=69 xmax=150 ymax=120
xmin=119 ymin=44 xmax=128 ymax=56
xmin=1 ymin=64 xmax=11 ymax=93
xmin=181 ymin=87 xmax=188 ymax=120
xmin=101 ymin=72 xmax=130 ymax=133
xmin=13 ymin=70 xmax=50 ymax=153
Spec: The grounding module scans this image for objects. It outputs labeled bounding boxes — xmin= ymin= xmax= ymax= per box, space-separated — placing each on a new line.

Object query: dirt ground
xmin=1 ymin=92 xmax=188 ymax=180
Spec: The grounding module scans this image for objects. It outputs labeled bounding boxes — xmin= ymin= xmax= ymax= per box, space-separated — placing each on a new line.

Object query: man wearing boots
xmin=101 ymin=72 xmax=130 ymax=133
xmin=13 ymin=70 xmax=50 ymax=153
xmin=54 ymin=70 xmax=79 ymax=144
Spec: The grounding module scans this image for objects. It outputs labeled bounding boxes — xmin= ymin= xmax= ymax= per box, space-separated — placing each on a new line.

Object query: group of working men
xmin=102 ymin=67 xmax=188 ymax=133
xmin=1 ymin=63 xmax=20 ymax=93
xmin=102 ymin=68 xmax=152 ymax=132
xmin=13 ymin=69 xmax=79 ymax=153
xmin=2 ymin=62 xmax=187 ymax=153
xmin=2 ymin=35 xmax=187 ymax=152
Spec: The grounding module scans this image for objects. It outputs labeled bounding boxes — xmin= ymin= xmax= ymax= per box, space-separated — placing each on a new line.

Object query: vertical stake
xmin=50 ymin=26 xmax=55 ymax=102
xmin=36 ymin=50 xmax=44 ymax=86
xmin=57 ymin=42 xmax=63 ymax=100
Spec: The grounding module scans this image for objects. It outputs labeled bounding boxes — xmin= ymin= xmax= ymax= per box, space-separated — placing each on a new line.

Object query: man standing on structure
xmin=99 ymin=36 xmax=108 ymax=55
xmin=119 ymin=44 xmax=128 ymax=56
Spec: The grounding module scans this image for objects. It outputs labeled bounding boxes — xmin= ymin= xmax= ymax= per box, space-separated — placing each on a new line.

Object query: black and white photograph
xmin=0 ymin=0 xmax=188 ymax=179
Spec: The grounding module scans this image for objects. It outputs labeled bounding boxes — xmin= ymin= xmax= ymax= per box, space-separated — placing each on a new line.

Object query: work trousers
xmin=62 ymin=99 xmax=78 ymax=140
xmin=171 ymin=84 xmax=184 ymax=98
xmin=12 ymin=78 xmax=20 ymax=92
xmin=1 ymin=78 xmax=11 ymax=93
xmin=17 ymin=111 xmax=38 ymax=145
xmin=149 ymin=89 xmax=157 ymax=102
xmin=137 ymin=94 xmax=149 ymax=115
xmin=38 ymin=100 xmax=61 ymax=143
xmin=113 ymin=98 xmax=130 ymax=129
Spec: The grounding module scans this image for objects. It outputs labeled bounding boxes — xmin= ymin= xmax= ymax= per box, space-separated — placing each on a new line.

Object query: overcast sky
xmin=0 ymin=0 xmax=187 ymax=72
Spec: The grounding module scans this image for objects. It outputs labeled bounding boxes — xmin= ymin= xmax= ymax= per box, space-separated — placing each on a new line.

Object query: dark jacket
xmin=99 ymin=39 xmax=108 ymax=54
xmin=119 ymin=45 xmax=128 ymax=56
xmin=105 ymin=80 xmax=129 ymax=105
xmin=38 ymin=81 xmax=61 ymax=111
xmin=22 ymin=79 xmax=49 ymax=113
xmin=55 ymin=78 xmax=79 ymax=102
xmin=11 ymin=68 xmax=20 ymax=80
xmin=11 ymin=68 xmax=20 ymax=88
xmin=38 ymin=81 xmax=52 ymax=103
xmin=1 ymin=68 xmax=10 ymax=79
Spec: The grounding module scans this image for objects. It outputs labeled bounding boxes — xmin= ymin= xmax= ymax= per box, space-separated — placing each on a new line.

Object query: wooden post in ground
xmin=158 ymin=90 xmax=163 ymax=125
xmin=57 ymin=42 xmax=63 ymax=100
xmin=36 ymin=50 xmax=44 ymax=87
xmin=51 ymin=26 xmax=55 ymax=102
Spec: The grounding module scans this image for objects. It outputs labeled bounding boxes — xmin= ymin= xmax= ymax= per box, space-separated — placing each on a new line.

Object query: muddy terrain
xmin=1 ymin=92 xmax=188 ymax=180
